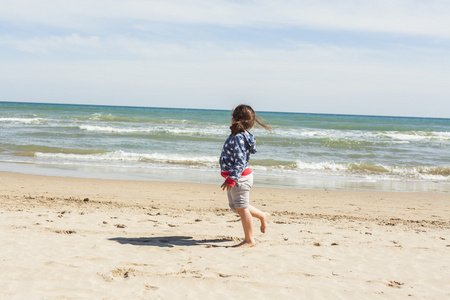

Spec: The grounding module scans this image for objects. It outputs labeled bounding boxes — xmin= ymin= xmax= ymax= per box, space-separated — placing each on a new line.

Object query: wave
xmin=287 ymin=160 xmax=449 ymax=179
xmin=249 ymin=159 xmax=449 ymax=180
xmin=71 ymin=113 xmax=212 ymax=125
xmin=258 ymin=128 xmax=450 ymax=148
xmin=379 ymin=131 xmax=450 ymax=142
xmin=12 ymin=145 xmax=108 ymax=157
xmin=79 ymin=125 xmax=155 ymax=134
xmin=34 ymin=150 xmax=218 ymax=167
xmin=0 ymin=117 xmax=45 ymax=124
xmin=4 ymin=145 xmax=448 ymax=181
xmin=78 ymin=125 xmax=225 ymax=137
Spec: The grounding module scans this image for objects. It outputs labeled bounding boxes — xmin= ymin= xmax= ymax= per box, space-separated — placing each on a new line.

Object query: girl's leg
xmin=229 ymin=174 xmax=269 ymax=247
xmin=248 ymin=205 xmax=270 ymax=233
xmin=235 ymin=207 xmax=255 ymax=248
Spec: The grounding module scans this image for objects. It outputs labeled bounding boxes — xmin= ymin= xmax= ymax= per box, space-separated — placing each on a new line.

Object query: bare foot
xmin=232 ymin=241 xmax=255 ymax=248
xmin=260 ymin=212 xmax=270 ymax=233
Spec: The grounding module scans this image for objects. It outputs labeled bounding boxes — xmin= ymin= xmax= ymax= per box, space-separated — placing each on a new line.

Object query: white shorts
xmin=227 ymin=173 xmax=254 ymax=213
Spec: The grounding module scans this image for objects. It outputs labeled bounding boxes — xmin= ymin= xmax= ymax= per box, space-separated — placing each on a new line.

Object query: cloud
xmin=1 ymin=0 xmax=450 ymax=38
xmin=1 ymin=41 xmax=447 ymax=110
xmin=1 ymin=0 xmax=449 ymax=117
xmin=0 ymin=34 xmax=101 ymax=54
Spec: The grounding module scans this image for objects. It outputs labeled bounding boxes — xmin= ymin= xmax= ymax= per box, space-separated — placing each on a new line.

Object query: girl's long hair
xmin=230 ymin=104 xmax=272 ymax=135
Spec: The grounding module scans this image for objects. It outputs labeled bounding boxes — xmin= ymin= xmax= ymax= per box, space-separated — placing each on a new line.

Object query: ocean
xmin=0 ymin=101 xmax=449 ymax=193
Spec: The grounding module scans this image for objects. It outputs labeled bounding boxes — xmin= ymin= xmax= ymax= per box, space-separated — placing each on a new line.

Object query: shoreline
xmin=1 ymin=171 xmax=449 ymax=218
xmin=1 ymin=162 xmax=449 ymax=193
xmin=1 ymin=171 xmax=449 ymax=299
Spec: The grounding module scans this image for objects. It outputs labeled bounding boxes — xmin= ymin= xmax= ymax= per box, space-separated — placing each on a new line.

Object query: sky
xmin=0 ymin=0 xmax=449 ymax=118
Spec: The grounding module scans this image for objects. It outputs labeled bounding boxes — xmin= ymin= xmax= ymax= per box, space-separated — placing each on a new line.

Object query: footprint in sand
xmin=51 ymin=229 xmax=76 ymax=234
xmin=111 ymin=268 xmax=137 ymax=278
xmin=386 ymin=280 xmax=404 ymax=288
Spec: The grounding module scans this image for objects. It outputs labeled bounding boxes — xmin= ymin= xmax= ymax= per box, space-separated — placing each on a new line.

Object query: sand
xmin=0 ymin=171 xmax=449 ymax=299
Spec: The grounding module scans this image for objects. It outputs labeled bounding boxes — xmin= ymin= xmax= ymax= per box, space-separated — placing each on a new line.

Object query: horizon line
xmin=1 ymin=100 xmax=448 ymax=120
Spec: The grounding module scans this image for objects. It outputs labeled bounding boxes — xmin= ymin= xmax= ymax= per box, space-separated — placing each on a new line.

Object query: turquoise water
xmin=1 ymin=101 xmax=449 ymax=192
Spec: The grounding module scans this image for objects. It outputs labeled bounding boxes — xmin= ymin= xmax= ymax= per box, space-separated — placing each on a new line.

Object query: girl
xmin=220 ymin=104 xmax=272 ymax=248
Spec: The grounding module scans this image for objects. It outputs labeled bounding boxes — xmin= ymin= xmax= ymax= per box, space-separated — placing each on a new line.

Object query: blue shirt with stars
xmin=219 ymin=130 xmax=257 ymax=182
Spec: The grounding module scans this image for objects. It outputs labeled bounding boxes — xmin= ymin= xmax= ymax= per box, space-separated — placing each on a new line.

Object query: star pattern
xmin=219 ymin=131 xmax=257 ymax=181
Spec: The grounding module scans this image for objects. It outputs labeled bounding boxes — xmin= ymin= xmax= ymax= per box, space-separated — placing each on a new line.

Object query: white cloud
xmin=1 ymin=0 xmax=449 ymax=117
xmin=1 ymin=40 xmax=448 ymax=117
xmin=1 ymin=0 xmax=450 ymax=37
xmin=0 ymin=34 xmax=101 ymax=54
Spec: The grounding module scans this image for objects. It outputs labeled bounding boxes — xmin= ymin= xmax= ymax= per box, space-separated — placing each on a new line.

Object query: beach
xmin=1 ymin=171 xmax=449 ymax=299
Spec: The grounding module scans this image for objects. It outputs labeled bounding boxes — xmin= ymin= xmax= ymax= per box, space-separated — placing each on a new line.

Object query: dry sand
xmin=1 ymin=171 xmax=449 ymax=299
